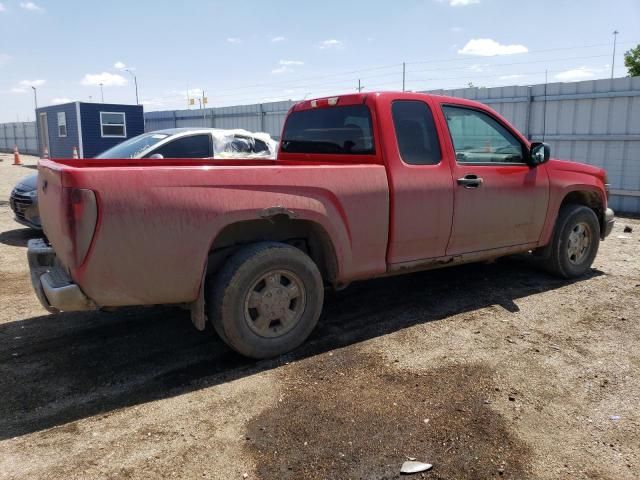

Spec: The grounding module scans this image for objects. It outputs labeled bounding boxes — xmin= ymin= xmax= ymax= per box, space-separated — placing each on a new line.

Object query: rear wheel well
xmin=206 ymin=216 xmax=338 ymax=285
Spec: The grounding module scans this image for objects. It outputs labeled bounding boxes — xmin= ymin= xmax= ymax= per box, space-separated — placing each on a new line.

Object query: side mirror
xmin=529 ymin=142 xmax=550 ymax=166
xmin=148 ymin=153 xmax=164 ymax=159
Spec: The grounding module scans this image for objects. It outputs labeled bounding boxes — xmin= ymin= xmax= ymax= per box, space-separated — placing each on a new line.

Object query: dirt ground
xmin=0 ymin=154 xmax=638 ymax=479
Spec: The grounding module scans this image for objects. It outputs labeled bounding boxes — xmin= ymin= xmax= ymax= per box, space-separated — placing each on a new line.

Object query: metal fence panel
xmin=143 ymin=100 xmax=295 ymax=139
xmin=0 ymin=122 xmax=38 ymax=155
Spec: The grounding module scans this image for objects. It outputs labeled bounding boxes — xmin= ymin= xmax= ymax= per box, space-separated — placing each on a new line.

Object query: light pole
xmin=611 ymin=30 xmax=619 ymax=79
xmin=31 ymin=86 xmax=38 ymax=110
xmin=124 ymin=68 xmax=139 ymax=104
xmin=99 ymin=83 xmax=104 ymax=103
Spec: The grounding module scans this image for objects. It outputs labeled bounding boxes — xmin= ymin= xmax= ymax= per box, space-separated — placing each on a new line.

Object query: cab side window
xmin=391 ymin=100 xmax=442 ymax=165
xmin=442 ymin=106 xmax=524 ymax=164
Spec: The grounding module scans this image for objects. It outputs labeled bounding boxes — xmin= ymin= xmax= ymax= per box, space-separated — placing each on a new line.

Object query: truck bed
xmin=37 ymin=158 xmax=390 ymax=307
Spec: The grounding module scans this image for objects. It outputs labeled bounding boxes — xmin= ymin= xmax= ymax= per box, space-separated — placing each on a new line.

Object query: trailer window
xmin=57 ymin=112 xmax=67 ymax=137
xmin=100 ymin=112 xmax=127 ymax=138
xmin=281 ymin=105 xmax=374 ymax=155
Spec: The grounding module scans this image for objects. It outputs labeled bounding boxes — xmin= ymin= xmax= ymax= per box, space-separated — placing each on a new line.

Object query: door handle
xmin=457 ymin=174 xmax=483 ymax=189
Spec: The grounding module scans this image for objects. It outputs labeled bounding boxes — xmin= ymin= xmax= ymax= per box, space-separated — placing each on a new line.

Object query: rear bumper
xmin=27 ymin=238 xmax=96 ymax=313
xmin=603 ymin=208 xmax=615 ymax=239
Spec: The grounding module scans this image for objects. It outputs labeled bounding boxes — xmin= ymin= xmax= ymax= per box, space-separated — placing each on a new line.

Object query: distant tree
xmin=624 ymin=44 xmax=640 ymax=77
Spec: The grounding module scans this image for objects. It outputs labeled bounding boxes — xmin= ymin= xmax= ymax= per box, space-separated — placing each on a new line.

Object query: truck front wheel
xmin=208 ymin=242 xmax=324 ymax=359
xmin=542 ymin=204 xmax=600 ymax=278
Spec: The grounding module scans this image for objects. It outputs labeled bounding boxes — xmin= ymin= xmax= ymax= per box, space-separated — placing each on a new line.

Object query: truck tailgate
xmin=38 ymin=162 xmax=75 ymax=268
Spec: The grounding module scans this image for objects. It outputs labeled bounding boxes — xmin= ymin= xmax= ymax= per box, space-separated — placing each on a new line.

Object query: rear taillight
xmin=66 ymin=188 xmax=97 ymax=267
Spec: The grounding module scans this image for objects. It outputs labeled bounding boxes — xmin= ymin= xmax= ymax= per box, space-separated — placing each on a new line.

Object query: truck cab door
xmin=379 ymin=96 xmax=455 ymax=264
xmin=437 ymin=104 xmax=549 ymax=256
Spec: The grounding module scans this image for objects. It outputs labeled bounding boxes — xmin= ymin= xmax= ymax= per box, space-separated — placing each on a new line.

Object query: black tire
xmin=542 ymin=204 xmax=600 ymax=278
xmin=208 ymin=242 xmax=324 ymax=359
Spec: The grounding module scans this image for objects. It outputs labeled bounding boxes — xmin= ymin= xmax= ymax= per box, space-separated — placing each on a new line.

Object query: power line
xmin=141 ymin=40 xmax=639 ymax=108
xmin=143 ymin=53 xmax=603 ymax=104
xmin=154 ymin=40 xmax=639 ymax=101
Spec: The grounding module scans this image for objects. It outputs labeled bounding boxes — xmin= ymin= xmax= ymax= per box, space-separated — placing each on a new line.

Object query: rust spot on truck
xmin=258 ymin=206 xmax=299 ymax=220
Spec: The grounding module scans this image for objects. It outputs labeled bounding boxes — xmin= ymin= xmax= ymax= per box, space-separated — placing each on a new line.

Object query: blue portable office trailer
xmin=35 ymin=102 xmax=144 ymax=158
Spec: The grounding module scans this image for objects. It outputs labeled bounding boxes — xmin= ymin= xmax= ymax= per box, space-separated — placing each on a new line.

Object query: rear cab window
xmin=391 ymin=100 xmax=441 ymax=165
xmin=281 ymin=105 xmax=374 ymax=155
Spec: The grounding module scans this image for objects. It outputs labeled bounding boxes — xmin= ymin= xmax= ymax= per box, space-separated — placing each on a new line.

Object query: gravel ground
xmin=0 ymin=156 xmax=638 ymax=479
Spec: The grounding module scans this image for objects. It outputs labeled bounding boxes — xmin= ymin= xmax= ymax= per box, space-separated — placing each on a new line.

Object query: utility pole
xmin=402 ymin=62 xmax=406 ymax=92
xmin=542 ymin=70 xmax=548 ymax=142
xmin=124 ymin=68 xmax=139 ymax=104
xmin=31 ymin=86 xmax=38 ymax=110
xmin=357 ymin=79 xmax=363 ymax=92
xmin=99 ymin=83 xmax=104 ymax=103
xmin=611 ymin=30 xmax=619 ymax=79
xmin=202 ymin=90 xmax=207 ymax=126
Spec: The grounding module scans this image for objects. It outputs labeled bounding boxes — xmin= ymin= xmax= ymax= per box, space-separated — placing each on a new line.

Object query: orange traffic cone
xmin=72 ymin=146 xmax=79 ymax=159
xmin=42 ymin=147 xmax=49 ymax=159
xmin=13 ymin=145 xmax=21 ymax=165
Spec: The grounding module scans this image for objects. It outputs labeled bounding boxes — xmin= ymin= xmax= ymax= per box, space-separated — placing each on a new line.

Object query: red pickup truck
xmin=29 ymin=92 xmax=614 ymax=358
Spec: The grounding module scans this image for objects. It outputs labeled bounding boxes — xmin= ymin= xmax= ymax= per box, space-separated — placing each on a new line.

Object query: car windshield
xmin=96 ymin=133 xmax=170 ymax=158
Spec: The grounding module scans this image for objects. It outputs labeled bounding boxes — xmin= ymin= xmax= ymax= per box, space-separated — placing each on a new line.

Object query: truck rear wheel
xmin=208 ymin=242 xmax=324 ymax=359
xmin=542 ymin=204 xmax=600 ymax=278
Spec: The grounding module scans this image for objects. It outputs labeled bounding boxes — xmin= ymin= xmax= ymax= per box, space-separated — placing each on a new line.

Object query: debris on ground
xmin=623 ymin=225 xmax=633 ymax=233
xmin=400 ymin=461 xmax=433 ymax=474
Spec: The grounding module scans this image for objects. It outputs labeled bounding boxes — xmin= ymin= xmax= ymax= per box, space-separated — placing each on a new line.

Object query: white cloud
xmin=81 ymin=72 xmax=127 ymax=87
xmin=499 ymin=74 xmax=525 ymax=80
xmin=140 ymin=98 xmax=167 ymax=108
xmin=50 ymin=97 xmax=71 ymax=104
xmin=0 ymin=3 xmax=6 ymax=12
xmin=0 ymin=53 xmax=11 ymax=66
xmin=19 ymin=79 xmax=45 ymax=87
xmin=271 ymin=36 xmax=285 ymax=43
xmin=450 ymin=26 xmax=463 ymax=32
xmin=114 ymin=61 xmax=126 ymax=70
xmin=319 ymin=39 xmax=343 ymax=49
xmin=11 ymin=87 xmax=26 ymax=93
xmin=271 ymin=59 xmax=304 ymax=74
xmin=458 ymin=38 xmax=528 ymax=56
xmin=439 ymin=0 xmax=479 ymax=5
xmin=279 ymin=60 xmax=304 ymax=66
xmin=226 ymin=37 xmax=241 ymax=44
xmin=468 ymin=64 xmax=487 ymax=72
xmin=20 ymin=2 xmax=43 ymax=11
xmin=555 ymin=66 xmax=596 ymax=82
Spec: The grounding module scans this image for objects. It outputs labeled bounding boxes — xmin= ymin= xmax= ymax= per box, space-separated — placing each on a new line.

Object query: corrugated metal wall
xmin=144 ymin=100 xmax=294 ymax=139
xmin=0 ymin=122 xmax=38 ymax=155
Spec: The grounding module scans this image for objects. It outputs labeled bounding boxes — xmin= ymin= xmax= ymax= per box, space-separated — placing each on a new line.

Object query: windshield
xmin=281 ymin=105 xmax=374 ymax=155
xmin=96 ymin=133 xmax=170 ymax=158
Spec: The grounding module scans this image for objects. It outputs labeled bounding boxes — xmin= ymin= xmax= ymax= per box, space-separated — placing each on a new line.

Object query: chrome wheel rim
xmin=243 ymin=269 xmax=306 ymax=338
xmin=567 ymin=222 xmax=591 ymax=265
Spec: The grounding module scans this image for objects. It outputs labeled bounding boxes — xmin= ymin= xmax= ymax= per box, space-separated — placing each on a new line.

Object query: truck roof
xmin=292 ymin=91 xmax=485 ymax=111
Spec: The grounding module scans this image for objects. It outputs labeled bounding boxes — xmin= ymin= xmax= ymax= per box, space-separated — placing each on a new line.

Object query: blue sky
xmin=0 ymin=0 xmax=639 ymax=122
